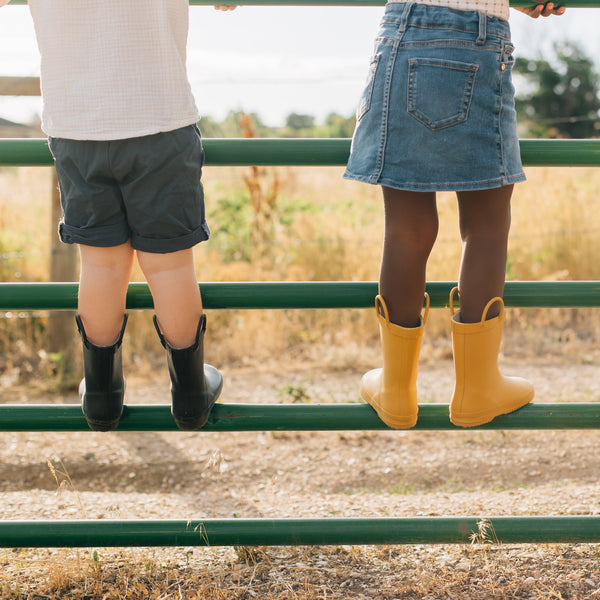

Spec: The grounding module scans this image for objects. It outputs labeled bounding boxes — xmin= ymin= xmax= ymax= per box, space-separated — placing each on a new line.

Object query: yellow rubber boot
xmin=360 ymin=293 xmax=429 ymax=429
xmin=449 ymin=287 xmax=534 ymax=427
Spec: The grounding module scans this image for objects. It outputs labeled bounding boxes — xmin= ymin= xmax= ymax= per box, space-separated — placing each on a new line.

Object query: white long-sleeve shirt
xmin=27 ymin=0 xmax=200 ymax=140
xmin=404 ymin=0 xmax=510 ymax=21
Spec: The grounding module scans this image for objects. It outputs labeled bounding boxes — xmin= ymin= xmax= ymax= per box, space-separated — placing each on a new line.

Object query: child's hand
xmin=516 ymin=2 xmax=566 ymax=17
xmin=214 ymin=5 xmax=237 ymax=10
xmin=0 ymin=0 xmax=11 ymax=7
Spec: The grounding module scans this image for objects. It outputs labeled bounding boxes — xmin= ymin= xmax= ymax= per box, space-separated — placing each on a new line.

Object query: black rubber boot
xmin=76 ymin=314 xmax=127 ymax=432
xmin=154 ymin=314 xmax=223 ymax=430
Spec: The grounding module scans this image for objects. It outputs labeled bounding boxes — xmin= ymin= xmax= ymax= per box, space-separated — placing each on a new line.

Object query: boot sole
xmin=173 ymin=411 xmax=212 ymax=431
xmin=84 ymin=417 xmax=122 ymax=432
xmin=362 ymin=391 xmax=418 ymax=429
xmin=449 ymin=390 xmax=534 ymax=428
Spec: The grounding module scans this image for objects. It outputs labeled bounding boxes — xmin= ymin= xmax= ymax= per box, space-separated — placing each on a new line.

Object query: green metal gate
xmin=0 ymin=0 xmax=599 ymax=548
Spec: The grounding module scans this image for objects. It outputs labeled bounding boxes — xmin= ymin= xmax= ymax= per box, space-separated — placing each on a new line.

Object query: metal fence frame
xmin=0 ymin=0 xmax=599 ymax=548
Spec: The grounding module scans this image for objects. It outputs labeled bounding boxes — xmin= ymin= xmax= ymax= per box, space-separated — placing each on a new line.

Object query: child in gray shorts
xmin=16 ymin=0 xmax=235 ymax=431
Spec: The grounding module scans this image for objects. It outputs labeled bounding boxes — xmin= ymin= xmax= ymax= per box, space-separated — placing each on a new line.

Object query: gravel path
xmin=1 ymin=356 xmax=599 ymax=598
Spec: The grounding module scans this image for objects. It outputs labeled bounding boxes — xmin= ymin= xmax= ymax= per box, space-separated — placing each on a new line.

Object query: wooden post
xmin=0 ymin=75 xmax=80 ymax=389
xmin=0 ymin=76 xmax=40 ymax=96
xmin=47 ymin=172 xmax=80 ymax=390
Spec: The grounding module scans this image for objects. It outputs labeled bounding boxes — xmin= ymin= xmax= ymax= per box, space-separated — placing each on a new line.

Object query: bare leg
xmin=456 ymin=185 xmax=513 ymax=323
xmin=380 ymin=187 xmax=438 ymax=327
xmin=78 ymin=242 xmax=135 ymax=346
xmin=137 ymin=248 xmax=202 ymax=348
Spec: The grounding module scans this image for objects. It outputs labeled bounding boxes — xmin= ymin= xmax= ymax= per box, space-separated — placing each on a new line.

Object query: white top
xmin=408 ymin=0 xmax=510 ymax=21
xmin=27 ymin=0 xmax=200 ymax=140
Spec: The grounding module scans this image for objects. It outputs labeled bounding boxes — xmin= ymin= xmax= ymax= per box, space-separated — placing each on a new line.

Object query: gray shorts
xmin=48 ymin=124 xmax=210 ymax=253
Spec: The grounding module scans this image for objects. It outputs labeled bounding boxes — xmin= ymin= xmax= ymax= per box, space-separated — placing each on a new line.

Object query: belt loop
xmin=476 ymin=11 xmax=486 ymax=45
xmin=397 ymin=2 xmax=415 ymax=39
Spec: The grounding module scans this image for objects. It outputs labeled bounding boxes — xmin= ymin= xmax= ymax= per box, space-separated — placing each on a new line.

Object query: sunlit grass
xmin=0 ymin=164 xmax=599 ymax=382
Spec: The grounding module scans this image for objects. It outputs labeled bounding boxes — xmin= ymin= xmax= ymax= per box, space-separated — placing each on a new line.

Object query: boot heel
xmin=76 ymin=314 xmax=127 ymax=432
xmin=154 ymin=315 xmax=223 ymax=431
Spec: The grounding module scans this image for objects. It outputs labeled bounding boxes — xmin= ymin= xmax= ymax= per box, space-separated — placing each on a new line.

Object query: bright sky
xmin=0 ymin=5 xmax=599 ymax=127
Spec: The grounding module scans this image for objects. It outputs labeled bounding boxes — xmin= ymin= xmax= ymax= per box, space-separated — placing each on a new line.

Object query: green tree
xmin=321 ymin=112 xmax=356 ymax=138
xmin=285 ymin=113 xmax=315 ymax=131
xmin=514 ymin=42 xmax=600 ymax=138
xmin=197 ymin=115 xmax=226 ymax=137
xmin=199 ymin=111 xmax=274 ymax=138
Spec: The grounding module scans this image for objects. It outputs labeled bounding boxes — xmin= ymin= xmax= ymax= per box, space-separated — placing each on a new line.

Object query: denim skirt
xmin=344 ymin=2 xmax=526 ymax=192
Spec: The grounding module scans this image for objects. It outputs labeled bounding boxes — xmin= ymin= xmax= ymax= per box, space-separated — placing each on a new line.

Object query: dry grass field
xmin=1 ymin=164 xmax=599 ymax=372
xmin=0 ymin=165 xmax=599 ymax=598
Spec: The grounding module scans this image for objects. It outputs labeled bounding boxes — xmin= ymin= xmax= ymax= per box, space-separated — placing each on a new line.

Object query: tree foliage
xmin=285 ymin=112 xmax=316 ymax=131
xmin=199 ymin=110 xmax=355 ymax=138
xmin=199 ymin=110 xmax=271 ymax=138
xmin=514 ymin=42 xmax=600 ymax=138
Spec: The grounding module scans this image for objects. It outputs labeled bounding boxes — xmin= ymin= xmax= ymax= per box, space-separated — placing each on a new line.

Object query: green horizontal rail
xmin=7 ymin=0 xmax=600 ymax=6
xmin=1 ymin=138 xmax=599 ymax=167
xmin=1 ymin=516 xmax=599 ymax=547
xmin=0 ymin=281 xmax=598 ymax=311
xmin=0 ymin=403 xmax=598 ymax=431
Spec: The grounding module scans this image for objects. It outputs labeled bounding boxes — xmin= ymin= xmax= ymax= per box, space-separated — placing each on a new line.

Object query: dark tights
xmin=379 ymin=185 xmax=513 ymax=326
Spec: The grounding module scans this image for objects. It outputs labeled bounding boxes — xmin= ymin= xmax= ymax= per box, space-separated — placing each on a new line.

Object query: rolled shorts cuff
xmin=59 ymin=221 xmax=130 ymax=247
xmin=131 ymin=221 xmax=210 ymax=254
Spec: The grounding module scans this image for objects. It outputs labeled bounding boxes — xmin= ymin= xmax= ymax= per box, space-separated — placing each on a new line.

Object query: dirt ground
xmin=1 ymin=348 xmax=600 ymax=599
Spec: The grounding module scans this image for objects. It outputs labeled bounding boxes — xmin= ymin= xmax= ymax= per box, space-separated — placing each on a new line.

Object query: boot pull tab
xmin=197 ymin=313 xmax=207 ymax=337
xmin=153 ymin=315 xmax=168 ymax=349
xmin=375 ymin=294 xmax=430 ymax=325
xmin=449 ymin=286 xmax=459 ymax=317
xmin=481 ymin=296 xmax=504 ymax=324
xmin=154 ymin=314 xmax=207 ymax=351
xmin=375 ymin=294 xmax=390 ymax=323
xmin=422 ymin=292 xmax=430 ymax=325
xmin=76 ymin=313 xmax=128 ymax=349
xmin=449 ymin=287 xmax=504 ymax=324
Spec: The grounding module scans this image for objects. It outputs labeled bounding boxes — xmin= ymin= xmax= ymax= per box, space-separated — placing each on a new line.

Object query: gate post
xmin=47 ymin=171 xmax=79 ymax=390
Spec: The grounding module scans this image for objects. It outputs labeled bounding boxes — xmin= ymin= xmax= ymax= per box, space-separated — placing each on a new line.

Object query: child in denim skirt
xmin=344 ymin=1 xmax=565 ymax=428
xmin=6 ymin=0 xmax=234 ymax=431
